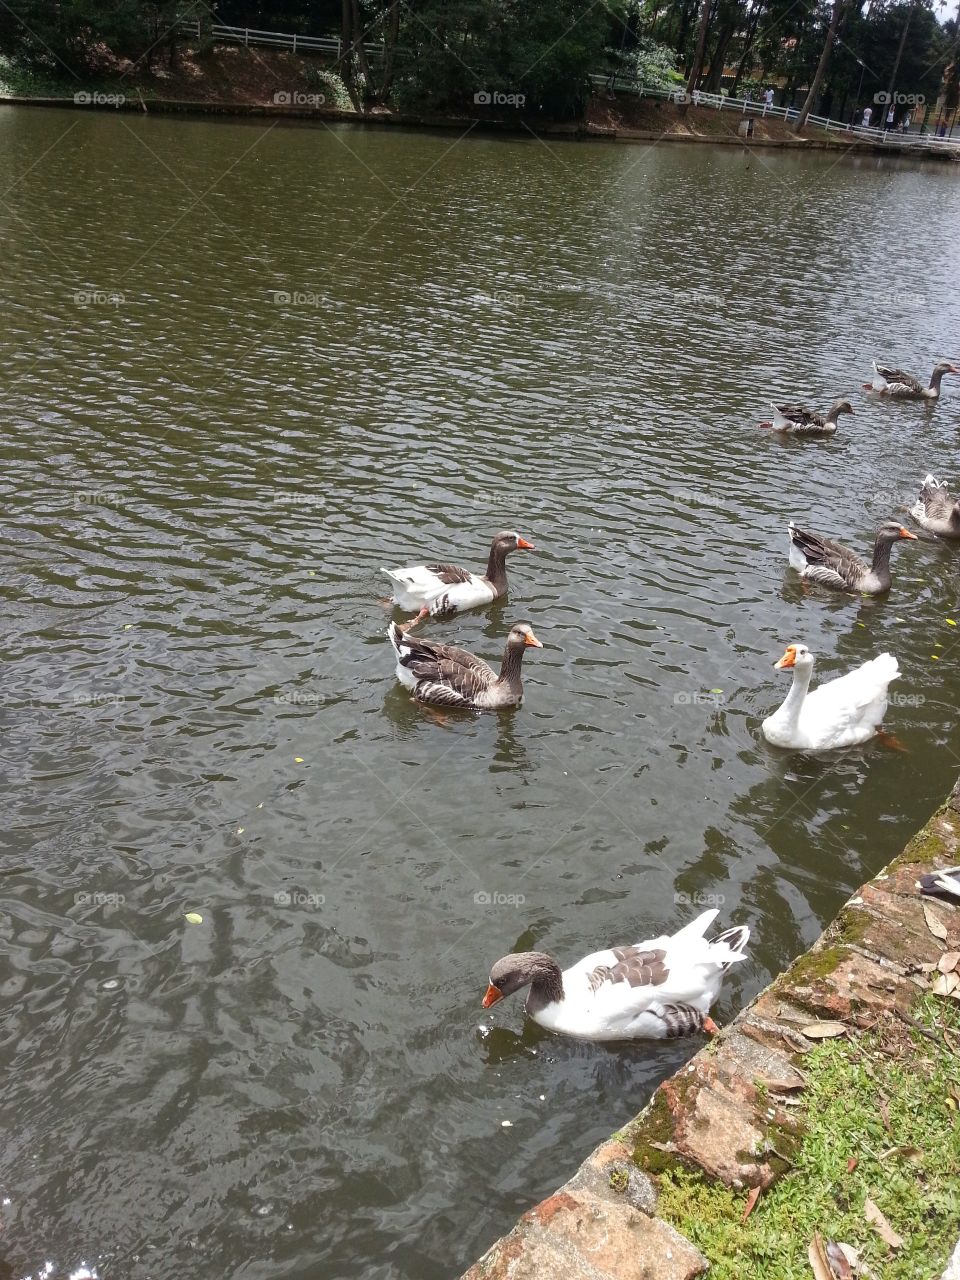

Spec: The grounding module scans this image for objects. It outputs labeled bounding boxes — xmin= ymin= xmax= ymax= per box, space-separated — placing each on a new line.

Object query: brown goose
xmin=788 ymin=520 xmax=917 ymax=594
xmin=388 ymin=619 xmax=542 ymax=710
xmin=381 ymin=531 xmax=535 ymax=618
xmin=911 ymin=475 xmax=960 ymax=539
xmin=759 ymin=398 xmax=854 ymax=435
xmin=865 ymin=360 xmax=959 ymax=400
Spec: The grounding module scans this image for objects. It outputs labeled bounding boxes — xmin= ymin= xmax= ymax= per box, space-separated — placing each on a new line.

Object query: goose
xmin=788 ymin=520 xmax=917 ymax=594
xmin=917 ymin=866 xmax=960 ymax=900
xmin=864 ymin=360 xmax=958 ymax=400
xmin=388 ymin=618 xmax=542 ymax=710
xmin=761 ymin=643 xmax=900 ymax=751
xmin=480 ymin=908 xmax=749 ymax=1041
xmin=911 ymin=475 xmax=960 ymax=539
xmin=381 ymin=531 xmax=534 ymax=617
xmin=759 ymin=398 xmax=855 ymax=435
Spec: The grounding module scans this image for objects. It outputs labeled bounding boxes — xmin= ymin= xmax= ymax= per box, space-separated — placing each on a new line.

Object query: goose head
xmin=482 ymin=951 xmax=560 ymax=1007
xmin=876 ymin=521 xmax=918 ymax=544
xmin=774 ymin=643 xmax=814 ymax=673
xmin=933 ymin=362 xmax=960 ymax=379
xmin=494 ymin=530 xmax=535 ymax=554
xmin=830 ymin=398 xmax=855 ymax=418
xmin=506 ymin=622 xmax=543 ymax=650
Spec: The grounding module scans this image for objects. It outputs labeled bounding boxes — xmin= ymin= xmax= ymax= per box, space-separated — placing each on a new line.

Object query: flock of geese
xmin=375 ymin=356 xmax=958 ymax=1043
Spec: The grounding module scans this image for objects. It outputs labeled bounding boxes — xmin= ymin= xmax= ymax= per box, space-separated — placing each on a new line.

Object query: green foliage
xmin=656 ymin=997 xmax=960 ymax=1280
xmin=631 ymin=35 xmax=683 ymax=90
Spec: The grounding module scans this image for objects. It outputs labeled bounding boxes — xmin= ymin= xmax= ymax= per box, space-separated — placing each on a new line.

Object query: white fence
xmin=178 ymin=19 xmax=384 ymax=58
xmin=591 ymin=74 xmax=960 ymax=152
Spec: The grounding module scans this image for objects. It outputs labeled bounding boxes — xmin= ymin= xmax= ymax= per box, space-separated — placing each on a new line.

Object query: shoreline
xmin=1 ymin=92 xmax=956 ymax=160
xmin=461 ymin=776 xmax=960 ymax=1279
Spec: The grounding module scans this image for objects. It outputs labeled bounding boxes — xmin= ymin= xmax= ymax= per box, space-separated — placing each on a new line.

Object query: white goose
xmin=481 ymin=909 xmax=749 ymax=1041
xmin=381 ymin=530 xmax=534 ymax=617
xmin=761 ymin=643 xmax=900 ymax=751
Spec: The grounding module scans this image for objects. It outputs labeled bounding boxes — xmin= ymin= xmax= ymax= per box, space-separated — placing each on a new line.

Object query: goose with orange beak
xmin=762 ymin=643 xmax=901 ymax=751
xmin=787 ymin=520 xmax=917 ymax=595
xmin=381 ymin=530 xmax=535 ymax=619
xmin=480 ymin=909 xmax=749 ymax=1042
xmin=388 ymin=620 xmax=542 ymax=710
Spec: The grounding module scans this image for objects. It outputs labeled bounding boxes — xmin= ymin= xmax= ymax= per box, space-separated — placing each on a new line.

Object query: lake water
xmin=2 ymin=106 xmax=960 ymax=1280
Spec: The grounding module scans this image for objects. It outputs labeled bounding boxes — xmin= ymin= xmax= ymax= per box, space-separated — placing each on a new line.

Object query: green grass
xmin=0 ymin=54 xmax=128 ymax=99
xmin=656 ymin=996 xmax=960 ymax=1279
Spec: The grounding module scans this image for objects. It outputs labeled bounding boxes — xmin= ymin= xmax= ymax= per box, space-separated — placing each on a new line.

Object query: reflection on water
xmin=1 ymin=107 xmax=960 ymax=1280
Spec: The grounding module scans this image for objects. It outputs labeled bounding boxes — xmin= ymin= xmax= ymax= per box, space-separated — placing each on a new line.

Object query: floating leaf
xmin=236 ymin=827 xmax=244 ymax=835
xmin=294 ymin=757 xmax=304 ymax=763
xmin=864 ymin=1197 xmax=903 ymax=1249
xmin=800 ymin=1021 xmax=847 ymax=1039
xmin=939 ymin=952 xmax=960 ymax=974
xmin=932 ymin=655 xmax=940 ymax=660
xmin=742 ymin=1186 xmax=760 ymax=1222
xmin=948 ymin=619 xmax=957 ymax=626
xmin=185 ymin=912 xmax=203 ymax=925
xmin=923 ymin=904 xmax=949 ymax=942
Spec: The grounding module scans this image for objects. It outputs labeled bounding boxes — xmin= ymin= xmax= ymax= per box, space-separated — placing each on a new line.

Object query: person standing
xmin=885 ymin=105 xmax=895 ymax=130
xmin=902 ymin=109 xmax=912 ymax=132
xmin=764 ymin=86 xmax=774 ymax=113
xmin=862 ymin=105 xmax=872 ymax=128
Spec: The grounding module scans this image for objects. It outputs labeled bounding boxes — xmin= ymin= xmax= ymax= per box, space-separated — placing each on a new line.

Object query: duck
xmin=787 ymin=520 xmax=917 ymax=594
xmin=761 ymin=643 xmax=900 ymax=750
xmin=759 ymin=398 xmax=855 ymax=435
xmin=381 ymin=531 xmax=535 ymax=618
xmin=916 ymin=866 xmax=960 ymax=900
xmin=911 ymin=475 xmax=960 ymax=539
xmin=388 ymin=618 xmax=542 ymax=710
xmin=864 ymin=360 xmax=959 ymax=400
xmin=480 ymin=908 xmax=749 ymax=1041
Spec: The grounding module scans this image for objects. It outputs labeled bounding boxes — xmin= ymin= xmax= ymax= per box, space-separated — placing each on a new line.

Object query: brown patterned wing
xmin=875 ymin=365 xmax=923 ymax=394
xmin=586 ymin=947 xmax=669 ymax=993
xmin=425 ymin=562 xmax=474 ymax=585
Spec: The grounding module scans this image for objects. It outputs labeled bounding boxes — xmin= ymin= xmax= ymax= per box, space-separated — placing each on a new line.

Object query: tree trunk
xmin=378 ymin=0 xmax=400 ymax=103
xmin=674 ymin=0 xmax=698 ymax=60
xmin=795 ymin=0 xmax=844 ymax=130
xmin=884 ymin=0 xmax=918 ymax=116
xmin=730 ymin=0 xmax=764 ymax=97
xmin=703 ymin=14 xmax=738 ymax=92
xmin=681 ymin=0 xmax=713 ymax=109
xmin=338 ymin=0 xmax=361 ymax=111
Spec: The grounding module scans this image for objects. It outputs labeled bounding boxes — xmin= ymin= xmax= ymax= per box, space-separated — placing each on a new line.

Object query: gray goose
xmin=788 ymin=520 xmax=917 ymax=594
xmin=911 ymin=475 xmax=960 ymax=540
xmin=759 ymin=398 xmax=854 ymax=435
xmin=865 ymin=360 xmax=959 ymax=400
xmin=388 ymin=619 xmax=542 ymax=710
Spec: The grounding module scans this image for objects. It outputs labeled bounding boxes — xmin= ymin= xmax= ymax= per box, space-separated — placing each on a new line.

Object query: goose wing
xmin=918 ymin=474 xmax=954 ymax=519
xmin=875 ymin=364 xmax=923 ymax=395
xmin=389 ymin=623 xmax=495 ymax=705
xmin=776 ymin=403 xmax=815 ymax=426
xmin=789 ymin=523 xmax=867 ymax=590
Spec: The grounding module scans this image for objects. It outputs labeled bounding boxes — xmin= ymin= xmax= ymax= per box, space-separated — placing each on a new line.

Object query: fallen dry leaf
xmin=846 ymin=1156 xmax=859 ymax=1174
xmin=742 ymin=1186 xmax=760 ymax=1222
xmin=809 ymin=1232 xmax=834 ymax=1280
xmin=880 ymin=1145 xmax=923 ymax=1163
xmin=923 ymin=904 xmax=949 ymax=942
xmin=826 ymin=1241 xmax=854 ymax=1278
xmin=938 ymin=951 xmax=960 ymax=974
xmin=931 ymin=971 xmax=960 ymax=997
xmin=879 ymin=1096 xmax=892 ymax=1131
xmin=864 ymin=1197 xmax=904 ymax=1249
xmin=800 ymin=1021 xmax=847 ymax=1040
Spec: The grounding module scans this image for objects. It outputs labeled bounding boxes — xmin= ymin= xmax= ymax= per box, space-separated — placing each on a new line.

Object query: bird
xmin=387 ymin=618 xmax=542 ymax=710
xmin=911 ymin=475 xmax=960 ymax=540
xmin=381 ymin=531 xmax=535 ymax=618
xmin=758 ymin=398 xmax=855 ymax=435
xmin=863 ymin=360 xmax=959 ymax=400
xmin=480 ymin=908 xmax=749 ymax=1041
xmin=916 ymin=866 xmax=960 ymax=901
xmin=787 ymin=520 xmax=917 ymax=595
xmin=761 ymin=643 xmax=900 ymax=751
